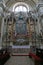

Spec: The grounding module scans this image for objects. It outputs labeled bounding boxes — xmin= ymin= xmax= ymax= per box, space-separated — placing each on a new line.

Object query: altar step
xmin=12 ymin=48 xmax=30 ymax=53
xmin=11 ymin=53 xmax=29 ymax=56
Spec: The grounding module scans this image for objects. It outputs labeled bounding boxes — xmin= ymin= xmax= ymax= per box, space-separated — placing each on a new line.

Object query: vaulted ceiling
xmin=0 ymin=0 xmax=43 ymax=11
xmin=4 ymin=0 xmax=38 ymax=8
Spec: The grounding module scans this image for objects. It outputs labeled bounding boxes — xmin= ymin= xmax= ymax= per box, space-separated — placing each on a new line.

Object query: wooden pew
xmin=0 ymin=48 xmax=10 ymax=65
xmin=29 ymin=48 xmax=43 ymax=65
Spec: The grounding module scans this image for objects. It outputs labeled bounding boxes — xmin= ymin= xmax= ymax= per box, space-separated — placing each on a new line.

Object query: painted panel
xmin=16 ymin=20 xmax=27 ymax=34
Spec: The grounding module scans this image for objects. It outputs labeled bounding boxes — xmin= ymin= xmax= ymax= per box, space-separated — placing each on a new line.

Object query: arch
xmin=13 ymin=2 xmax=29 ymax=12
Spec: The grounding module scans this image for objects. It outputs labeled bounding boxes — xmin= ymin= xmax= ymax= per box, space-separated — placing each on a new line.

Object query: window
xmin=13 ymin=2 xmax=29 ymax=12
xmin=15 ymin=6 xmax=27 ymax=12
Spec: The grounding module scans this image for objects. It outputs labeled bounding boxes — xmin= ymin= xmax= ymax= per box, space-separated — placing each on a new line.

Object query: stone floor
xmin=4 ymin=56 xmax=34 ymax=65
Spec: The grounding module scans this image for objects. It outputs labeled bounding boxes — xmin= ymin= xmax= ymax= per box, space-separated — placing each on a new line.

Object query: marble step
xmin=12 ymin=48 xmax=30 ymax=53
